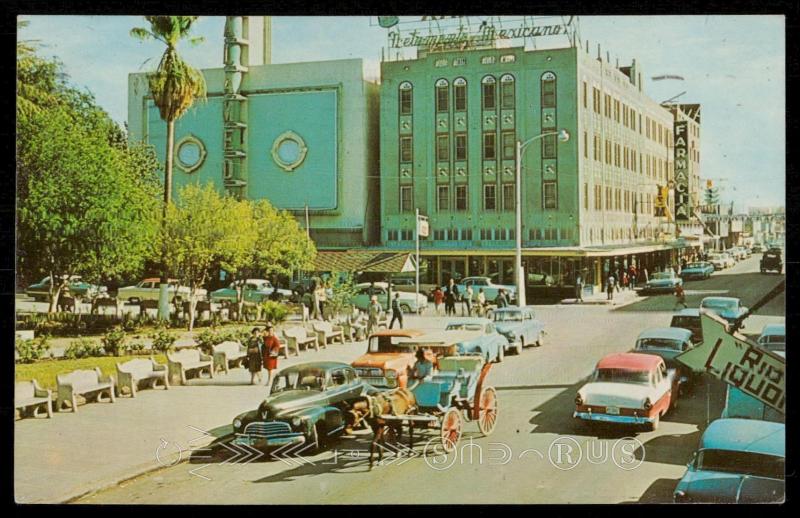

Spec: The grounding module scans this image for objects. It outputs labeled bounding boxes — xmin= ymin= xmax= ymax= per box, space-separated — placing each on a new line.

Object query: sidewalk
xmin=559 ymin=287 xmax=643 ymax=307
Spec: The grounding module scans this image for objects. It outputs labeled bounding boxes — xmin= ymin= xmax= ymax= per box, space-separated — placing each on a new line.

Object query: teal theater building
xmin=128 ymin=17 xmax=380 ymax=251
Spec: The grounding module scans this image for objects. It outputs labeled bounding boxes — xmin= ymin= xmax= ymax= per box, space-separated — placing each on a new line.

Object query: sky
xmin=18 ymin=15 xmax=785 ymax=211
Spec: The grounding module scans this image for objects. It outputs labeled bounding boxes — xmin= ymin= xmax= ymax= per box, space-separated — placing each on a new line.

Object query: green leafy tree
xmin=131 ymin=16 xmax=207 ymax=319
xmin=164 ymin=183 xmax=257 ymax=330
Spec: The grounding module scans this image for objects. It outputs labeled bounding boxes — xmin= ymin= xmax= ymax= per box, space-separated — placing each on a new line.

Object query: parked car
xmin=680 ymin=261 xmax=714 ymax=281
xmin=491 ymin=307 xmax=546 ymax=355
xmin=574 ymin=352 xmax=679 ymax=431
xmin=445 ymin=318 xmax=509 ymax=363
xmin=25 ymin=275 xmax=106 ymax=302
xmin=231 ymin=362 xmax=376 ymax=452
xmin=641 ymin=271 xmax=683 ymax=294
xmin=673 ymin=418 xmax=785 ymax=503
xmin=351 ymin=329 xmax=426 ymax=389
xmin=670 ymin=308 xmax=703 ymax=345
xmin=751 ymin=244 xmax=764 ymax=254
xmin=727 ymin=247 xmax=746 ymax=261
xmin=210 ymin=279 xmax=292 ymax=304
xmin=760 ymin=249 xmax=783 ymax=274
xmin=449 ymin=276 xmax=517 ymax=304
xmin=699 ymin=296 xmax=748 ymax=325
xmin=633 ymin=327 xmax=698 ymax=392
xmin=351 ymin=282 xmax=428 ymax=313
xmin=117 ymin=278 xmax=205 ymax=304
xmin=707 ymin=252 xmax=734 ymax=270
xmin=757 ymin=323 xmax=785 ymax=354
xmin=390 ymin=277 xmax=438 ymax=300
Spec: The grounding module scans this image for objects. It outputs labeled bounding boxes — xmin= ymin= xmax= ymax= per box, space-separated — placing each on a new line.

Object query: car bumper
xmin=232 ymin=432 xmax=306 ymax=449
xmin=642 ymin=285 xmax=677 ymax=293
xmin=573 ymin=411 xmax=655 ymax=425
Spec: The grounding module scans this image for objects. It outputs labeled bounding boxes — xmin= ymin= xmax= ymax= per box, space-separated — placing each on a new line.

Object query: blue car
xmin=680 ymin=261 xmax=714 ymax=281
xmin=444 ymin=318 xmax=509 ymax=363
xmin=674 ymin=418 xmax=785 ymax=503
xmin=699 ymin=296 xmax=748 ymax=325
xmin=491 ymin=307 xmax=545 ymax=355
xmin=641 ymin=271 xmax=682 ymax=294
xmin=633 ymin=327 xmax=697 ymax=392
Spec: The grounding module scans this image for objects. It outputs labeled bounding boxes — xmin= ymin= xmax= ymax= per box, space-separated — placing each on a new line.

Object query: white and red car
xmin=574 ymin=353 xmax=679 ymax=431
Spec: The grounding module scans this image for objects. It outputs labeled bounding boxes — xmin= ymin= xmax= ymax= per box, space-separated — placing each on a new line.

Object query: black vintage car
xmin=760 ymin=248 xmax=783 ymax=274
xmin=231 ymin=362 xmax=378 ymax=452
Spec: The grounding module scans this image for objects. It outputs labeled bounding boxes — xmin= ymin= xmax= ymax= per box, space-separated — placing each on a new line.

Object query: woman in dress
xmin=246 ymin=327 xmax=263 ymax=385
xmin=262 ymin=324 xmax=282 ymax=387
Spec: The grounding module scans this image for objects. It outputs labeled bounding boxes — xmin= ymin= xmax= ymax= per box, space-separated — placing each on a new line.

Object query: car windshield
xmin=637 ymin=338 xmax=684 ymax=351
xmin=652 ymin=272 xmax=673 ymax=280
xmin=270 ymin=368 xmax=326 ymax=393
xmin=446 ymin=323 xmax=483 ymax=331
xmin=702 ymin=299 xmax=737 ymax=311
xmin=697 ymin=449 xmax=784 ymax=480
xmin=594 ymin=368 xmax=651 ymax=385
xmin=671 ymin=317 xmax=700 ymax=331
xmin=367 ymin=336 xmax=414 ymax=354
xmin=494 ymin=311 xmax=523 ymax=322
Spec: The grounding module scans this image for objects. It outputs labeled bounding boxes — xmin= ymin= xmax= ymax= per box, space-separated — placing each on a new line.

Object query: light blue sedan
xmin=444 ymin=318 xmax=509 ymax=363
xmin=491 ymin=307 xmax=546 ymax=355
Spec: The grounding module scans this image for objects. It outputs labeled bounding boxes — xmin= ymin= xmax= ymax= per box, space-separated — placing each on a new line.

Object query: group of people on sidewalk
xmin=431 ymin=279 xmax=506 ymax=317
xmin=246 ymin=324 xmax=282 ymax=386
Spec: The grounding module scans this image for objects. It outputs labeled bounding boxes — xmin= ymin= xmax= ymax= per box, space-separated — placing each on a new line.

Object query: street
xmin=70 ymin=255 xmax=784 ymax=504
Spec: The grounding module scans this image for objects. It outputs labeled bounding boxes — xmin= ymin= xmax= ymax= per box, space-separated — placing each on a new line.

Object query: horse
xmin=361 ymin=387 xmax=417 ymax=468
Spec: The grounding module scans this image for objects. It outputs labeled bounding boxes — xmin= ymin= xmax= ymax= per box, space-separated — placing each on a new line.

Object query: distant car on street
xmin=707 ymin=252 xmax=734 ymax=270
xmin=699 ymin=296 xmax=748 ymax=325
xmin=751 ymin=244 xmax=764 ymax=254
xmin=445 ymin=317 xmax=508 ymax=363
xmin=760 ymin=249 xmax=783 ymax=274
xmin=727 ymin=247 xmax=746 ymax=261
xmin=448 ymin=276 xmax=517 ymax=305
xmin=117 ymin=278 xmax=205 ymax=304
xmin=633 ymin=327 xmax=698 ymax=392
xmin=680 ymin=262 xmax=714 ymax=281
xmin=641 ymin=271 xmax=683 ymax=294
xmin=25 ymin=275 xmax=106 ymax=302
xmin=351 ymin=282 xmax=428 ymax=313
xmin=491 ymin=307 xmax=546 ymax=355
xmin=757 ymin=323 xmax=785 ymax=354
xmin=390 ymin=277 xmax=438 ymax=300
xmin=574 ymin=352 xmax=679 ymax=431
xmin=673 ymin=418 xmax=785 ymax=503
xmin=209 ymin=279 xmax=292 ymax=304
xmin=670 ymin=308 xmax=703 ymax=345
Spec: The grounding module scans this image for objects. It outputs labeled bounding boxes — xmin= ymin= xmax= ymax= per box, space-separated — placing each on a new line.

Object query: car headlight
xmin=643 ymin=398 xmax=652 ymax=410
xmin=575 ymin=393 xmax=583 ymax=406
xmin=385 ymin=370 xmax=397 ymax=379
xmin=233 ymin=418 xmax=242 ymax=430
xmin=291 ymin=416 xmax=303 ymax=428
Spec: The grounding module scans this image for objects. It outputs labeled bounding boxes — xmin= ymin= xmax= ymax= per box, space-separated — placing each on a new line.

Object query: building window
xmin=435 ymin=78 xmax=449 ymax=113
xmin=584 ymin=183 xmax=589 ymax=210
xmin=454 ymin=78 xmax=467 ymax=111
xmin=455 ymin=133 xmax=467 ymax=161
xmin=399 ymin=185 xmax=413 ymax=213
xmin=437 ymin=134 xmax=449 ymax=161
xmin=437 ymin=185 xmax=450 ymax=211
xmin=455 ymin=185 xmax=468 ymax=211
xmin=481 ymin=76 xmax=496 ymax=110
xmin=614 ymin=99 xmax=620 ymax=122
xmin=501 ymin=131 xmax=515 ymax=160
xmin=593 ymin=135 xmax=600 ymax=161
xmin=541 ymin=72 xmax=556 ymax=108
xmin=500 ymin=74 xmax=515 ymax=109
xmin=542 ymin=133 xmax=556 ymax=159
xmin=592 ymin=87 xmax=600 ymax=114
xmin=582 ymin=81 xmax=587 ymax=108
xmin=543 ymin=182 xmax=557 ymax=209
xmin=400 ymin=137 xmax=412 ymax=162
xmin=500 ymin=54 xmax=516 ymax=63
xmin=388 ymin=230 xmax=398 ymax=241
xmin=483 ymin=184 xmax=496 ymax=210
xmin=399 ymin=81 xmax=413 ymax=115
xmin=583 ymin=131 xmax=588 ymax=159
xmin=502 ymin=183 xmax=515 ymax=211
xmin=453 ymin=57 xmax=466 ymax=66
xmin=483 ymin=133 xmax=496 ymax=160
xmin=631 ymin=110 xmax=637 ymax=131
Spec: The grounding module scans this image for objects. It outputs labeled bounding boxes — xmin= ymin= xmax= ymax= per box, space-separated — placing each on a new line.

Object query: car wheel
xmin=496 ymin=346 xmax=504 ymax=363
xmin=515 ymin=342 xmax=523 ymax=355
xmin=400 ymin=303 xmax=411 ymax=313
xmin=535 ymin=332 xmax=544 ymax=347
xmin=646 ymin=412 xmax=660 ymax=432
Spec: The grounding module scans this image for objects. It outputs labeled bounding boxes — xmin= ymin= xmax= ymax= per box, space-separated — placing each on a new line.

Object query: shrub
xmin=15 ymin=336 xmax=51 ymax=364
xmin=64 ymin=337 xmax=104 ymax=359
xmin=195 ymin=328 xmax=221 ymax=354
xmin=260 ymin=300 xmax=289 ymax=325
xmin=127 ymin=342 xmax=146 ymax=355
xmin=101 ymin=326 xmax=128 ymax=356
xmin=150 ymin=326 xmax=176 ymax=353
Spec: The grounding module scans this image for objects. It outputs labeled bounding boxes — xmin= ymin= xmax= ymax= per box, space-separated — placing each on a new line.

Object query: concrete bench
xmin=282 ymin=326 xmax=319 ymax=355
xmin=312 ymin=321 xmax=345 ymax=346
xmin=116 ymin=357 xmax=169 ymax=397
xmin=212 ymin=341 xmax=247 ymax=374
xmin=167 ymin=349 xmax=214 ymax=385
xmin=56 ymin=368 xmax=115 ymax=412
xmin=16 ymin=379 xmax=53 ymax=419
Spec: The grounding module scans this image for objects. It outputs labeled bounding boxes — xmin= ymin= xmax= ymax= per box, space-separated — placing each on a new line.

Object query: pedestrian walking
xmin=445 ymin=278 xmax=458 ymax=316
xmin=366 ymin=295 xmax=381 ymax=336
xmin=433 ymin=287 xmax=444 ymax=316
xmin=463 ymin=286 xmax=473 ymax=316
xmin=389 ymin=292 xmax=404 ymax=329
xmin=629 ymin=265 xmax=637 ymax=290
xmin=606 ymin=274 xmax=615 ymax=301
xmin=496 ymin=288 xmax=509 ymax=308
xmin=575 ymin=273 xmax=584 ymax=303
xmin=621 ymin=271 xmax=629 ymax=291
xmin=674 ymin=284 xmax=688 ymax=310
xmin=317 ymin=283 xmax=328 ymax=321
xmin=477 ymin=288 xmax=487 ymax=315
xmin=246 ymin=327 xmax=264 ymax=385
xmin=262 ymin=324 xmax=281 ymax=387
xmin=311 ymin=281 xmax=322 ymax=320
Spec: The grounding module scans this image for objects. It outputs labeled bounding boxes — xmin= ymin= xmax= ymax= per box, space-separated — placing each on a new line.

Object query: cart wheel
xmin=440 ymin=408 xmax=462 ymax=452
xmin=477 ymin=386 xmax=498 ymax=436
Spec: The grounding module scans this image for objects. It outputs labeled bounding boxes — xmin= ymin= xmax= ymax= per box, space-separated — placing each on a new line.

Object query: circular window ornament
xmin=175 ymin=135 xmax=207 ymax=174
xmin=271 ymin=131 xmax=308 ymax=172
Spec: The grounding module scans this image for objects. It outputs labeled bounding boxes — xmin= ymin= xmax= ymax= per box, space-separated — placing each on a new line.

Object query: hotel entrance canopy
xmin=313 ymin=251 xmax=417 ymax=274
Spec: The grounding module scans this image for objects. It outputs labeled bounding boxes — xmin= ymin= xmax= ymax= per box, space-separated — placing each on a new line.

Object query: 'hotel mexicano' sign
xmin=387 ymin=17 xmax=573 ymax=51
xmin=673 ymin=121 xmax=690 ymax=221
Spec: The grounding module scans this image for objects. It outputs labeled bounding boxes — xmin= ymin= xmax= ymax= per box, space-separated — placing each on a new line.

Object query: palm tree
xmin=131 ymin=16 xmax=206 ymax=320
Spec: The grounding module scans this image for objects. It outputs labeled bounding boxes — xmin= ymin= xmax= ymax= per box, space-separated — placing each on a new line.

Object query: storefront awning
xmin=313 ymin=251 xmax=416 ymax=274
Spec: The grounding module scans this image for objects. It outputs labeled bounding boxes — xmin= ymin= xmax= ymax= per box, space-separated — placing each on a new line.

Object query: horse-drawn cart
xmin=369 ymin=355 xmax=498 ymax=459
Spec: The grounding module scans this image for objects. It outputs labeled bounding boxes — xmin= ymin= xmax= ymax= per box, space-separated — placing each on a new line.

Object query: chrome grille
xmin=355 ymin=368 xmax=383 ymax=377
xmin=243 ymin=421 xmax=293 ymax=437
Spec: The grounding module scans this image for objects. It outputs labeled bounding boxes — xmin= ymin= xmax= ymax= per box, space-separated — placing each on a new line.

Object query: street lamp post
xmin=515 ymin=129 xmax=570 ymax=307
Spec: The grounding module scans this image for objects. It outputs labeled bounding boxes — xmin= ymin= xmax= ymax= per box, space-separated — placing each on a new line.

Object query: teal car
xmin=445 ymin=318 xmax=509 ymax=363
xmin=210 ymin=279 xmax=292 ymax=304
xmin=25 ymin=275 xmax=106 ymax=302
xmin=674 ymin=418 xmax=785 ymax=503
xmin=680 ymin=261 xmax=714 ymax=281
